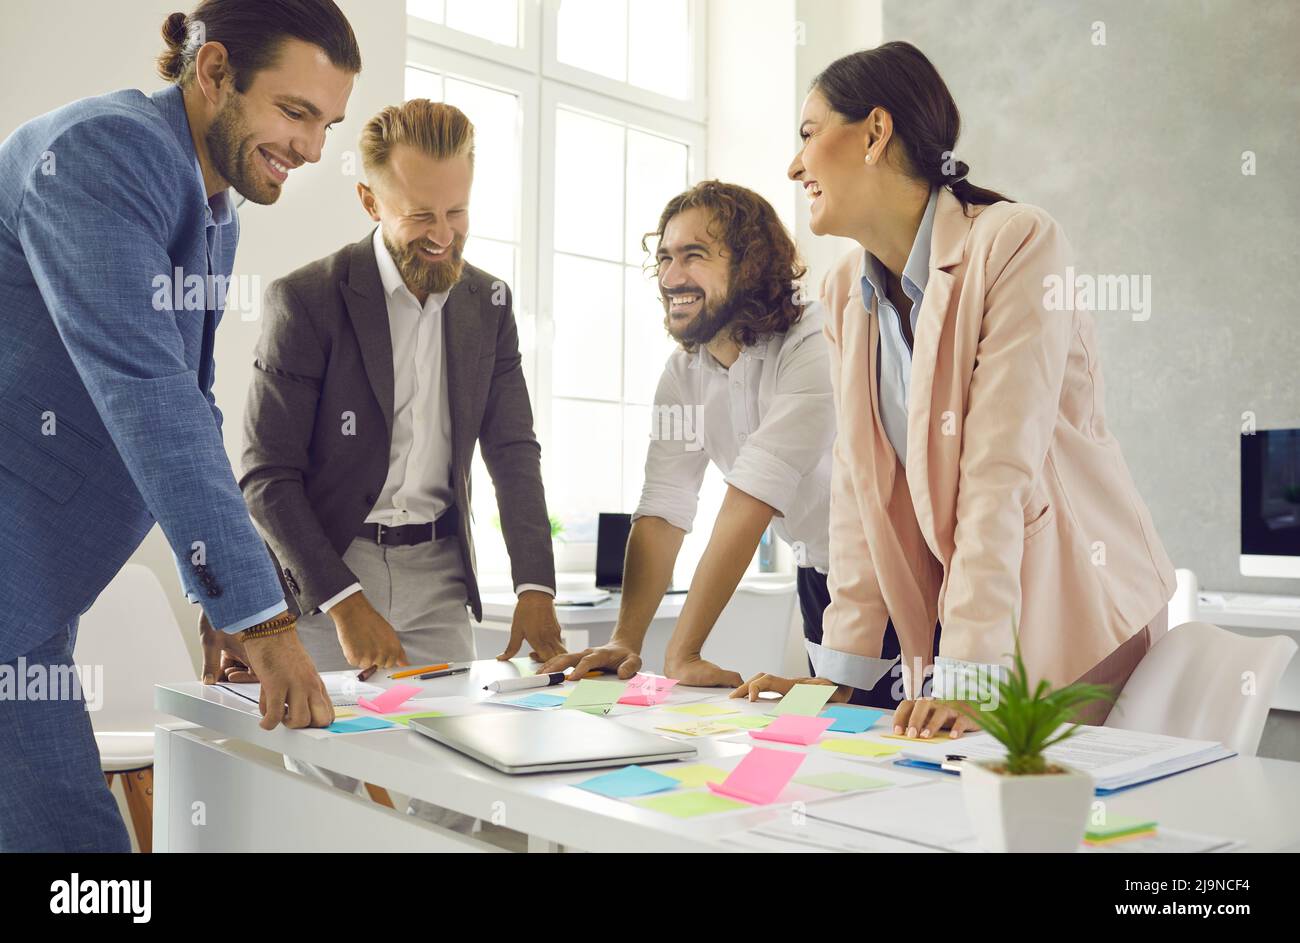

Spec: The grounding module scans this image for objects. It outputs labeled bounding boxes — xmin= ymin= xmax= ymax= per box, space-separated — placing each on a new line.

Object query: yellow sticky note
xmin=655 ymin=721 xmax=739 ymax=737
xmin=664 ymin=703 xmax=740 ymax=717
xmin=820 ymin=739 xmax=902 ymax=758
xmin=880 ymin=731 xmax=957 ymax=744
xmin=386 ymin=711 xmax=445 ymax=726
xmin=633 ymin=791 xmax=748 ymax=818
xmin=332 ymin=709 xmax=356 ymax=720
xmin=662 ymin=764 xmax=729 ymax=788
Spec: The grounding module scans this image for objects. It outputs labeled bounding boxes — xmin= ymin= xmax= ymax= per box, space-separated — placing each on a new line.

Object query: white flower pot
xmin=961 ymin=759 xmax=1093 ymax=852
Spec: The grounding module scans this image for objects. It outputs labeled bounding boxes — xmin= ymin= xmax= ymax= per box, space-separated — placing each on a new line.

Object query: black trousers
xmin=796 ymin=566 xmax=942 ymax=710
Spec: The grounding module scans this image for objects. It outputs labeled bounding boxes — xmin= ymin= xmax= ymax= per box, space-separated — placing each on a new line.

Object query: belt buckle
xmin=375 ymin=523 xmax=386 ymax=545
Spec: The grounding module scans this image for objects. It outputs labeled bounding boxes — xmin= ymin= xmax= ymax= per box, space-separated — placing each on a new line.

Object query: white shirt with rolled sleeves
xmin=632 ymin=303 xmax=833 ymax=573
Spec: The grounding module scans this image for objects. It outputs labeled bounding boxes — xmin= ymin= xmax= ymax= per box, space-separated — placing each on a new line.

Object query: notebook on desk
xmin=896 ymin=725 xmax=1235 ymax=794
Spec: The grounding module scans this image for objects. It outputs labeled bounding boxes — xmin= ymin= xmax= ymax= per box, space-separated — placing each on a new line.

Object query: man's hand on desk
xmin=496 ymin=590 xmax=567 ymax=663
xmin=729 ymin=673 xmax=849 ymax=703
xmin=330 ymin=591 xmax=408 ymax=670
xmin=199 ymin=612 xmax=255 ymax=683
xmin=892 ymin=698 xmax=981 ymax=740
xmin=200 ymin=611 xmax=334 ymax=729
xmin=537 ymin=641 xmax=643 ymax=679
xmin=664 ymin=652 xmax=743 ymax=689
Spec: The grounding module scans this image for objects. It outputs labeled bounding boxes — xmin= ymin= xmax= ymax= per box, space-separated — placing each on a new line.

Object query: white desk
xmin=153 ymin=660 xmax=1300 ymax=853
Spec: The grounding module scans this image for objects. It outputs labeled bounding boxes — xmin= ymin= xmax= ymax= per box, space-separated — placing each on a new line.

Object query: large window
xmin=406 ymin=0 xmax=717 ymax=584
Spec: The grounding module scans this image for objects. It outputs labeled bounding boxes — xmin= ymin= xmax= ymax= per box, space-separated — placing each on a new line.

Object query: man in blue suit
xmin=0 ymin=0 xmax=361 ymax=851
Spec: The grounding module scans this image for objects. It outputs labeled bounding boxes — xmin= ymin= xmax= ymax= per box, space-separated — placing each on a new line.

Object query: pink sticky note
xmin=357 ymin=684 xmax=422 ymax=714
xmin=617 ymin=673 xmax=679 ymax=706
xmin=749 ymin=714 xmax=834 ymax=746
xmin=705 ymin=747 xmax=807 ymax=805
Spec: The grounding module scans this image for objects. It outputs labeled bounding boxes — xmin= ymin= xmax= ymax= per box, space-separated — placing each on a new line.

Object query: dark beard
xmin=664 ymin=286 xmax=739 ymax=348
xmin=205 ymin=93 xmax=281 ymax=206
xmin=384 ymin=231 xmax=466 ymax=297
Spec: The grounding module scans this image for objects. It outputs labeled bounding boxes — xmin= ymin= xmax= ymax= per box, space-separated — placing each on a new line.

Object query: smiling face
xmin=655 ymin=206 xmax=736 ymax=347
xmin=787 ymin=87 xmax=879 ymax=238
xmin=360 ymin=143 xmax=472 ymax=299
xmin=204 ymin=37 xmax=354 ymax=205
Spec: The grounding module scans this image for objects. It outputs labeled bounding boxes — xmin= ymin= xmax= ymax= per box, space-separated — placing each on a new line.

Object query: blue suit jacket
xmin=0 ymin=84 xmax=284 ymax=661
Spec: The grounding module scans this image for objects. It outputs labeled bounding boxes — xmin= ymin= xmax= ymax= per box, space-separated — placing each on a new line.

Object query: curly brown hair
xmin=641 ymin=180 xmax=807 ymax=352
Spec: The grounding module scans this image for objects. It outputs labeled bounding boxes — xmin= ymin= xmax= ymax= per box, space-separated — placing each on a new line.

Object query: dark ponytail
xmin=156 ymin=12 xmax=192 ymax=82
xmin=154 ymin=0 xmax=362 ymax=90
xmin=813 ymin=41 xmax=1011 ymax=209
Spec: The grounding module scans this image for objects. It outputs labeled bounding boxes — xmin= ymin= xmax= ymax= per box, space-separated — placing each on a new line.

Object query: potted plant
xmin=955 ymin=640 xmax=1113 ymax=853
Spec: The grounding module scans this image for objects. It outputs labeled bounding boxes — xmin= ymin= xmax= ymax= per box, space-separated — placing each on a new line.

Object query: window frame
xmin=404 ymin=2 xmax=708 ymax=578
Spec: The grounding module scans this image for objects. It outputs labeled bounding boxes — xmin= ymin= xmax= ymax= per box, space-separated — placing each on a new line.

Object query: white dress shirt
xmin=633 ymin=303 xmax=834 ymax=572
xmin=321 ymin=229 xmax=551 ymax=612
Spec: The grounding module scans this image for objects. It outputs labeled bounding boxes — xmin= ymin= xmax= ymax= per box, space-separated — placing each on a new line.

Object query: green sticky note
xmin=633 ymin=790 xmax=748 ymax=818
xmin=794 ymin=772 xmax=894 ymax=793
xmin=663 ymin=702 xmax=740 ymax=717
xmin=1085 ymin=816 xmax=1158 ymax=841
xmin=771 ymin=683 xmax=836 ymax=717
xmin=819 ymin=738 xmax=901 ymax=758
xmin=386 ymin=711 xmax=445 ymax=726
xmin=662 ymin=764 xmax=729 ymax=788
xmin=722 ymin=715 xmax=774 ymax=729
xmin=562 ymin=679 xmax=627 ymax=712
xmin=509 ymin=657 xmax=538 ymax=677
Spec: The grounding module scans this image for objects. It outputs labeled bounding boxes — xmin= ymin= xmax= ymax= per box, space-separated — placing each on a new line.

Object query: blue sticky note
xmin=820 ymin=706 xmax=885 ymax=734
xmin=574 ymin=765 xmax=681 ymax=799
xmin=507 ymin=692 xmax=567 ymax=710
xmin=327 ymin=716 xmax=397 ymax=734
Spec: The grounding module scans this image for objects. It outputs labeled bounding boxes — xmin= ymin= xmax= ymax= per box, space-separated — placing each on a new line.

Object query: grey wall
xmin=882 ymin=0 xmax=1300 ymax=594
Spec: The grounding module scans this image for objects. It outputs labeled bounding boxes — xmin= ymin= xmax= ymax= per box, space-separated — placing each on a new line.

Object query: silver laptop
xmin=408 ymin=710 xmax=697 ymax=774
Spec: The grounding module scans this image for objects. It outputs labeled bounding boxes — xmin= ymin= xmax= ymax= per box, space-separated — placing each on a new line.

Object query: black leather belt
xmin=359 ymin=505 xmax=459 ymax=546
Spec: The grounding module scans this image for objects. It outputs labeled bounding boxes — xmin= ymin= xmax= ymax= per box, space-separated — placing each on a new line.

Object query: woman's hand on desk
xmin=892 ymin=699 xmax=980 ymax=739
xmin=537 ymin=643 xmax=643 ymax=679
xmin=728 ymin=674 xmax=850 ymax=703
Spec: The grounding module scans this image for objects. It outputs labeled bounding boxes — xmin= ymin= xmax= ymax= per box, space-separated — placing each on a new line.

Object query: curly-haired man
xmin=540 ymin=181 xmax=905 ymax=704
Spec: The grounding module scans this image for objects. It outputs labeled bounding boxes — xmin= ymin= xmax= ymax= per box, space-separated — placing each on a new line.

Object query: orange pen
xmin=389 ymin=663 xmax=451 ymax=680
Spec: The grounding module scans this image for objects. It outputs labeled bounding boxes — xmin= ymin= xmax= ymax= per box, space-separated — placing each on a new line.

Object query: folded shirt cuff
xmin=515 ymin=583 xmax=556 ymax=597
xmin=725 ymin=445 xmax=801 ymax=516
xmin=804 ymin=639 xmax=898 ymax=695
xmin=931 ymin=655 xmax=1007 ymax=701
xmin=219 ymin=600 xmax=287 ymax=635
xmin=318 ymin=583 xmax=363 ymax=613
xmin=632 ymin=490 xmax=698 ymax=534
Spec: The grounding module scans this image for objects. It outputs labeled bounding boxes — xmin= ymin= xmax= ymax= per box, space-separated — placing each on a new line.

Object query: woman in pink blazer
xmin=734 ymin=42 xmax=1174 ymax=737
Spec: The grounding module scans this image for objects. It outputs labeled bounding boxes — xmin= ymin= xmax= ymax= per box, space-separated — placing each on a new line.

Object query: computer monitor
xmin=595 ymin=512 xmax=633 ymax=591
xmin=1241 ymin=428 xmax=1300 ymax=578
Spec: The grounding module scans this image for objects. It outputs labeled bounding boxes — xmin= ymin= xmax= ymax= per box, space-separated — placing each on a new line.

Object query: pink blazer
xmin=820 ymin=188 xmax=1174 ymax=690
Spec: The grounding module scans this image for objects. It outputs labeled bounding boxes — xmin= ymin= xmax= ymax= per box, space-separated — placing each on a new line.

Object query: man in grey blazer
xmin=240 ymin=99 xmax=565 ymax=682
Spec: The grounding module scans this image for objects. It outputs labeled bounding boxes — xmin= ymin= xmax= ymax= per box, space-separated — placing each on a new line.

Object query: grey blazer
xmin=239 ymin=231 xmax=555 ymax=620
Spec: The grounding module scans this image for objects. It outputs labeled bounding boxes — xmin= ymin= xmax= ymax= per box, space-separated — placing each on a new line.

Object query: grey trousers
xmin=287 ymin=535 xmax=477 ymax=834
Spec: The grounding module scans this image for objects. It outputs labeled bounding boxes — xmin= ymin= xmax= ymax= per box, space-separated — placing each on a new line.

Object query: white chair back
xmin=1167 ymin=567 xmax=1199 ymax=629
xmin=73 ymin=563 xmax=196 ymax=734
xmin=700 ymin=581 xmax=798 ymax=683
xmin=1105 ymin=620 xmax=1297 ymax=756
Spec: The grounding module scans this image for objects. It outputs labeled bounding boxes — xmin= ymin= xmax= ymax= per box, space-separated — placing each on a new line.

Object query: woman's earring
xmin=864 ymin=154 xmax=872 ymax=163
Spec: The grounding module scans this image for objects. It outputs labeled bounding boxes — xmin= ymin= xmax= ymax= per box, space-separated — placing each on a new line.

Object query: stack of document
xmin=897 ymin=725 xmax=1234 ymax=793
